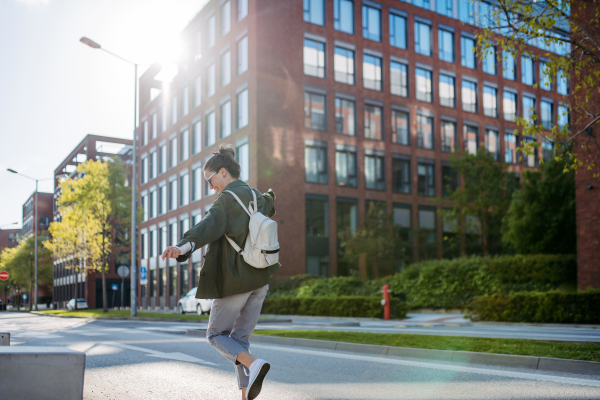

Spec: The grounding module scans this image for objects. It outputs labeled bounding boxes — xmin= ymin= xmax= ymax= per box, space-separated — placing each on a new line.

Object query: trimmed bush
xmin=262 ymin=296 xmax=406 ymax=319
xmin=466 ymin=290 xmax=600 ymax=324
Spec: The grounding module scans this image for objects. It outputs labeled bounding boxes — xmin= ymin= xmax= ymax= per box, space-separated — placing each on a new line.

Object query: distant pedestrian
xmin=162 ymin=144 xmax=280 ymax=400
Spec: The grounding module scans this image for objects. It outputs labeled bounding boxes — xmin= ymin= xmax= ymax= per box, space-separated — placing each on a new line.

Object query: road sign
xmin=0 ymin=271 xmax=8 ymax=281
xmin=117 ymin=265 xmax=130 ymax=278
xmin=112 ymin=284 xmax=118 ymax=291
xmin=140 ymin=266 xmax=147 ymax=285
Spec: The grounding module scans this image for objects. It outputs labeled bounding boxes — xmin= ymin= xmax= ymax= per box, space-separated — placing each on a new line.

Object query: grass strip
xmin=254 ymin=330 xmax=600 ymax=362
xmin=38 ymin=310 xmax=209 ymax=320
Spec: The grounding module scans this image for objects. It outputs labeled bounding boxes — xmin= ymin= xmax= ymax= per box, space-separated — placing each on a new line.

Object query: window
xmin=390 ymin=61 xmax=408 ymax=97
xmin=159 ymin=143 xmax=167 ymax=174
xmin=502 ymin=50 xmax=516 ymax=80
xmin=335 ymin=97 xmax=356 ymax=136
xmin=461 ymin=36 xmax=476 ymax=69
xmin=337 ymin=200 xmax=358 ymax=275
xmin=236 ymin=88 xmax=249 ymax=129
xmin=557 ymin=69 xmax=569 ymax=95
xmin=415 ymin=68 xmax=432 ymax=102
xmin=149 ymin=229 xmax=155 ymax=258
xmin=463 ymin=124 xmax=479 ymax=154
xmin=365 ymin=151 xmax=385 ymax=190
xmin=179 ymin=263 xmax=189 ymax=296
xmin=364 ymin=104 xmax=383 ymax=140
xmin=363 ymin=54 xmax=382 ymax=91
xmin=192 ymin=120 xmax=202 ymax=155
xmin=417 ymin=114 xmax=434 ymax=149
xmin=221 ymin=1 xmax=231 ymax=36
xmin=438 ymin=29 xmax=454 ymax=62
xmin=462 ymin=80 xmax=477 ymax=113
xmin=238 ymin=0 xmax=248 ymax=21
xmin=483 ymin=86 xmax=498 ymax=117
xmin=505 ymin=131 xmax=518 ymax=164
xmin=523 ymin=95 xmax=536 ymax=124
xmin=503 ymin=91 xmax=517 ymax=121
xmin=304 ymin=91 xmax=327 ymax=130
xmin=207 ymin=63 xmax=216 ymax=97
xmin=306 ymin=197 xmax=329 ymax=275
xmin=521 ymin=56 xmax=534 ymax=86
xmin=558 ymin=103 xmax=570 ymax=130
xmin=159 ymin=184 xmax=167 ymax=215
xmin=485 ymin=128 xmax=500 ymax=160
xmin=414 ymin=21 xmax=432 ymax=56
xmin=417 ymin=162 xmax=435 ymax=196
xmin=539 ymin=62 xmax=553 ymax=91
xmin=169 ymin=221 xmax=178 ymax=246
xmin=482 ymin=45 xmax=496 ymax=75
xmin=305 ymin=141 xmax=328 ymax=184
xmin=192 ymin=165 xmax=202 ymax=202
xmin=220 ymin=100 xmax=232 ymax=139
xmin=541 ymin=100 xmax=553 ymax=129
xmin=237 ymin=36 xmax=248 ymax=75
xmin=334 ymin=47 xmax=355 ymax=84
xmin=221 ymin=50 xmax=231 ymax=87
xmin=441 ymin=120 xmax=457 ymax=152
xmin=439 ymin=74 xmax=455 ymax=107
xmin=437 ymin=0 xmax=453 ymax=17
xmin=195 ymin=29 xmax=202 ymax=61
xmin=334 ymin=0 xmax=354 ymax=34
xmin=149 ymin=149 xmax=157 ymax=180
xmin=149 ymin=188 xmax=157 ymax=219
xmin=180 ymin=173 xmax=189 ymax=206
xmin=171 ymin=95 xmax=177 ymax=125
xmin=362 ymin=4 xmax=381 ymax=42
xmin=169 ymin=178 xmax=178 ymax=210
xmin=542 ymin=138 xmax=554 ymax=160
xmin=392 ymin=156 xmax=411 ymax=194
xmin=151 ymin=113 xmax=157 ymax=140
xmin=142 ymin=120 xmax=148 ymax=146
xmin=204 ymin=156 xmax=216 ymax=197
xmin=304 ymin=39 xmax=326 ymax=78
xmin=389 ymin=12 xmax=407 ymax=49
xmin=194 ymin=76 xmax=202 ymax=108
xmin=442 ymin=164 xmax=458 ymax=197
xmin=413 ymin=0 xmax=430 ymax=9
xmin=208 ymin=15 xmax=216 ymax=48
xmin=391 ymin=109 xmax=409 ymax=145
xmin=206 ymin=110 xmax=216 ymax=147
xmin=182 ymin=86 xmax=189 ymax=117
xmin=180 ymin=130 xmax=189 ymax=162
xmin=459 ymin=0 xmax=474 ymax=24
xmin=141 ymin=155 xmax=148 ymax=184
xmin=169 ymin=137 xmax=177 ymax=168
xmin=523 ymin=136 xmax=537 ymax=167
xmin=335 ymin=147 xmax=357 ymax=187
xmin=304 ymin=0 xmax=325 ymax=25
xmin=161 ymin=104 xmax=167 ymax=132
xmin=235 ymin=136 xmax=249 ymax=181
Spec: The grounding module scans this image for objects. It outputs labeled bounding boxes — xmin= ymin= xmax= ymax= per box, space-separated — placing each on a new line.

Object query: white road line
xmin=252 ymin=343 xmax=600 ymax=388
xmin=102 ymin=341 xmax=218 ymax=365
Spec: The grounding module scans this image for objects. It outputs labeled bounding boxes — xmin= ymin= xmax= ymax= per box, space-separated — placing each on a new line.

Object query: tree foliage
xmin=502 ymin=158 xmax=576 ymax=254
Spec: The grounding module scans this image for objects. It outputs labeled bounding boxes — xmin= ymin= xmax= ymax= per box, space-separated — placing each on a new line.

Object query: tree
xmin=438 ymin=149 xmax=516 ymax=257
xmin=0 ymin=235 xmax=53 ymax=310
xmin=475 ymin=0 xmax=600 ymax=174
xmin=339 ymin=202 xmax=406 ymax=279
xmin=503 ymin=158 xmax=576 ymax=254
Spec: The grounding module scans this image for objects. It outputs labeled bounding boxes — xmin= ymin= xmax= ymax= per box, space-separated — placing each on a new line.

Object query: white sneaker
xmin=247 ymin=359 xmax=270 ymax=400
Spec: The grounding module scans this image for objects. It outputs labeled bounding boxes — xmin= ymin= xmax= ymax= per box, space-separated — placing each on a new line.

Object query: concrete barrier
xmin=0 ymin=346 xmax=85 ymax=400
xmin=0 ymin=332 xmax=9 ymax=346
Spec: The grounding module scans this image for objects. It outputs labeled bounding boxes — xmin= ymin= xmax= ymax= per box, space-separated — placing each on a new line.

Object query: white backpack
xmin=223 ymin=189 xmax=280 ymax=269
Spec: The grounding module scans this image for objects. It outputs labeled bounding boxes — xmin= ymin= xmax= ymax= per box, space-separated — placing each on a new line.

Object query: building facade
xmin=52 ymin=134 xmax=133 ymax=309
xmin=136 ymin=0 xmax=570 ymax=307
xmin=0 ymin=229 xmax=20 ymax=252
xmin=21 ymin=192 xmax=53 ymax=239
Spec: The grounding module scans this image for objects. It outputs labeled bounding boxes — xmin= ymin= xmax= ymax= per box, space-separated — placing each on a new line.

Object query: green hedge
xmin=262 ymin=296 xmax=406 ymax=319
xmin=466 ymin=290 xmax=600 ymax=324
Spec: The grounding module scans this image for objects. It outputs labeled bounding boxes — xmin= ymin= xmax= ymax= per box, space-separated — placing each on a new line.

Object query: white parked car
xmin=67 ymin=298 xmax=89 ymax=310
xmin=178 ymin=287 xmax=212 ymax=315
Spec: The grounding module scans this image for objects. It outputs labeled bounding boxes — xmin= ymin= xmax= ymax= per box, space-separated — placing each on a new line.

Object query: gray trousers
xmin=207 ymin=284 xmax=269 ymax=389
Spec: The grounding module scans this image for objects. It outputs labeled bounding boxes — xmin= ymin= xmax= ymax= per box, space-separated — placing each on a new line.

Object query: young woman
xmin=161 ymin=145 xmax=280 ymax=400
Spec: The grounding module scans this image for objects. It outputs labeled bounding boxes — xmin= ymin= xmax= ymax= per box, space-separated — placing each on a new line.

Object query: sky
xmin=0 ymin=0 xmax=207 ymax=229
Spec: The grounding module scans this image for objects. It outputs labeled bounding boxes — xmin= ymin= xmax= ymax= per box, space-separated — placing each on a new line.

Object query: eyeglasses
xmin=205 ymin=171 xmax=217 ymax=186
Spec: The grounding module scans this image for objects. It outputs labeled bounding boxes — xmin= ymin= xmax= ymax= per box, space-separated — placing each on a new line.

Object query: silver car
xmin=178 ymin=287 xmax=212 ymax=315
xmin=67 ymin=298 xmax=89 ymax=310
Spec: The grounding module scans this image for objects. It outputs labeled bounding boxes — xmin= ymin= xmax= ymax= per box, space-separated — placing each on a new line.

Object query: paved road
xmin=2 ymin=313 xmax=600 ymax=399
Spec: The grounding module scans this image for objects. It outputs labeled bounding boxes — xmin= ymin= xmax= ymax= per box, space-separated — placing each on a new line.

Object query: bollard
xmin=382 ymin=284 xmax=391 ymax=320
xmin=0 ymin=332 xmax=9 ymax=346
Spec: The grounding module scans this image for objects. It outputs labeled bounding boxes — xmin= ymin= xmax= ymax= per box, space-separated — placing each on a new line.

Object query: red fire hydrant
xmin=382 ymin=284 xmax=391 ymax=320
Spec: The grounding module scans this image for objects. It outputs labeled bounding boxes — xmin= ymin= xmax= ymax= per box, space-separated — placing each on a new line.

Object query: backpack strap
xmin=224 ymin=235 xmax=243 ymax=254
xmin=223 ymin=190 xmax=252 ymax=217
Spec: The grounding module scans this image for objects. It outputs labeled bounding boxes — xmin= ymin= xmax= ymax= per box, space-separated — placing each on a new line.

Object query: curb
xmin=244 ymin=334 xmax=600 ymax=376
xmin=30 ymin=311 xmax=209 ymax=323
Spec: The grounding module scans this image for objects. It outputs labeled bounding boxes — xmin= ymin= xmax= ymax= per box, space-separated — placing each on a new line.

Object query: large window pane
xmin=483 ymin=86 xmax=497 ymax=117
xmin=334 ymin=0 xmax=354 ymax=34
xmin=416 ymin=68 xmax=432 ymax=102
xmin=461 ymin=36 xmax=476 ymax=69
xmin=539 ymin=61 xmax=553 ymax=91
xmin=304 ymin=92 xmax=327 ymax=130
xmin=523 ymin=136 xmax=537 ymax=167
xmin=502 ymin=50 xmax=516 ymax=80
xmin=236 ymin=137 xmax=249 ymax=181
xmin=205 ymin=110 xmax=216 ymax=147
xmin=482 ymin=45 xmax=496 ymax=75
xmin=417 ymin=163 xmax=435 ymax=196
xmin=462 ymin=80 xmax=477 ymax=113
xmin=304 ymin=0 xmax=325 ymax=25
xmin=220 ymin=100 xmax=231 ymax=139
xmin=391 ymin=109 xmax=409 ymax=145
xmin=304 ymin=39 xmax=326 ymax=78
xmin=364 ymin=104 xmax=383 ymax=140
xmin=236 ymin=88 xmax=249 ymax=129
xmin=439 ymin=74 xmax=455 ymax=107
xmin=523 ymin=95 xmax=536 ymax=124
xmin=390 ymin=61 xmax=408 ymax=97
xmin=237 ymin=36 xmax=248 ymax=75
xmin=438 ymin=29 xmax=454 ymax=62
xmin=362 ymin=5 xmax=381 ymax=42
xmin=503 ymin=91 xmax=517 ymax=121
xmin=392 ymin=157 xmax=411 ymax=194
xmin=334 ymin=47 xmax=355 ymax=84
xmin=441 ymin=121 xmax=457 ymax=152
xmin=305 ymin=143 xmax=328 ymax=184
xmin=221 ymin=1 xmax=231 ymax=36
xmin=459 ymin=0 xmax=474 ymax=24
xmin=485 ymin=129 xmax=500 ymax=160
xmin=389 ymin=13 xmax=407 ymax=49
xmin=521 ymin=56 xmax=534 ymax=85
xmin=417 ymin=114 xmax=434 ymax=149
xmin=306 ymin=198 xmax=328 ymax=237
xmin=335 ymin=149 xmax=357 ymax=187
xmin=557 ymin=69 xmax=569 ymax=95
xmin=207 ymin=63 xmax=216 ymax=97
xmin=414 ymin=21 xmax=432 ymax=56
xmin=558 ymin=103 xmax=570 ymax=130
xmin=335 ymin=98 xmax=356 ymax=136
xmin=505 ymin=132 xmax=518 ymax=163
xmin=180 ymin=129 xmax=189 ymax=161
xmin=238 ymin=0 xmax=248 ymax=21
xmin=221 ymin=50 xmax=231 ymax=87
xmin=363 ymin=54 xmax=382 ymax=91
xmin=541 ymin=100 xmax=553 ymax=129
xmin=365 ymin=154 xmax=385 ymax=190
xmin=463 ymin=124 xmax=479 ymax=154
xmin=437 ymin=0 xmax=453 ymax=16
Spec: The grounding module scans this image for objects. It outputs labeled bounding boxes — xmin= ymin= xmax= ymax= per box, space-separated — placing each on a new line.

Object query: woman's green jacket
xmin=175 ymin=180 xmax=280 ymax=299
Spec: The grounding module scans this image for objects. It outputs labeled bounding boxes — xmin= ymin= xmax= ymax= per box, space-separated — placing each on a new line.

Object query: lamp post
xmin=6 ymin=170 xmax=52 ymax=311
xmin=79 ymin=36 xmax=138 ymax=317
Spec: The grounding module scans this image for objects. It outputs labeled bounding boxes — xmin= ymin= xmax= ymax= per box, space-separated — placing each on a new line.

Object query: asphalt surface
xmin=2 ymin=313 xmax=600 ymax=400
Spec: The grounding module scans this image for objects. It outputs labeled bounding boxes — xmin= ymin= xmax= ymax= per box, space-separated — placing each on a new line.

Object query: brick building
xmin=0 ymin=229 xmax=20 ymax=253
xmin=136 ymin=0 xmax=569 ymax=308
xmin=21 ymin=192 xmax=53 ymax=239
xmin=52 ymin=134 xmax=133 ymax=309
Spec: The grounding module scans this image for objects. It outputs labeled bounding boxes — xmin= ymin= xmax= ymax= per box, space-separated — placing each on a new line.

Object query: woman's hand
xmin=161 ymin=246 xmax=181 ymax=261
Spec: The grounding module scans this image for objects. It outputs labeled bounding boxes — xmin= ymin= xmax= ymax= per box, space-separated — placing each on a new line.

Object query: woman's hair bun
xmin=217 ymin=145 xmax=235 ymax=159
xmin=204 ymin=144 xmax=241 ymax=179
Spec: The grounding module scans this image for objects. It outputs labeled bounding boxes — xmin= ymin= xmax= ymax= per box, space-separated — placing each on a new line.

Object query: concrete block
xmin=257 ymin=335 xmax=296 ymax=346
xmin=335 ymin=342 xmax=389 ymax=355
xmin=294 ymin=338 xmax=337 ymax=350
xmin=0 ymin=332 xmax=9 ymax=346
xmin=387 ymin=346 xmax=454 ymax=361
xmin=452 ymin=351 xmax=539 ymax=369
xmin=538 ymin=357 xmax=600 ymax=376
xmin=0 ymin=346 xmax=85 ymax=400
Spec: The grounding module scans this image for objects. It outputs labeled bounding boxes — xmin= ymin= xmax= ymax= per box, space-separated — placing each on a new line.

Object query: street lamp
xmin=6 ymin=169 xmax=52 ymax=311
xmin=79 ymin=36 xmax=138 ymax=317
